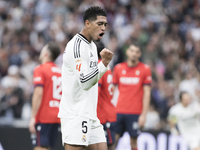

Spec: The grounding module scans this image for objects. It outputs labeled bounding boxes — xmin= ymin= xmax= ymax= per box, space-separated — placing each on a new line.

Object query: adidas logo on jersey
xmin=90 ymin=52 xmax=93 ymax=57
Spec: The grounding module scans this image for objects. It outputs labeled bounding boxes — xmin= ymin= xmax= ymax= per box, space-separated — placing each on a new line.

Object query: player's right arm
xmin=71 ymin=46 xmax=113 ymax=91
xmin=29 ymin=86 xmax=43 ymax=134
xmin=167 ymin=108 xmax=179 ymax=135
xmin=29 ymin=67 xmax=44 ymax=134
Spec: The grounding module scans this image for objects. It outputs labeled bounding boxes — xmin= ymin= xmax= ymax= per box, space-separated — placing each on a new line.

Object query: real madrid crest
xmin=82 ymin=135 xmax=87 ymax=142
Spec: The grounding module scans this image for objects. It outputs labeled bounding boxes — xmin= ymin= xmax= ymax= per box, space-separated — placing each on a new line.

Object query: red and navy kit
xmin=97 ymin=69 xmax=116 ymax=124
xmin=32 ymin=123 xmax=60 ymax=147
xmin=33 ymin=62 xmax=62 ymax=124
xmin=97 ymin=60 xmax=116 ymax=145
xmin=113 ymin=62 xmax=152 ymax=114
xmin=112 ymin=62 xmax=152 ymax=137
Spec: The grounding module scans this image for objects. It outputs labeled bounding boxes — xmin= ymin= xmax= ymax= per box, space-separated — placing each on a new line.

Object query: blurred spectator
xmin=0 ymin=87 xmax=24 ymax=119
xmin=179 ymin=15 xmax=194 ymax=39
xmin=35 ymin=0 xmax=53 ymax=21
xmin=144 ymin=104 xmax=160 ymax=130
xmin=0 ymin=48 xmax=9 ymax=78
xmin=1 ymin=65 xmax=28 ymax=90
xmin=9 ymin=44 xmax=22 ymax=67
xmin=168 ymin=92 xmax=200 ymax=150
xmin=178 ymin=67 xmax=200 ymax=102
xmin=106 ymin=34 xmax=124 ymax=69
xmin=0 ymin=65 xmax=29 ymax=120
xmin=190 ymin=18 xmax=200 ymax=41
xmin=142 ymin=41 xmax=159 ymax=62
xmin=113 ymin=5 xmax=129 ymax=29
xmin=20 ymin=52 xmax=38 ymax=85
xmin=146 ymin=0 xmax=164 ymax=24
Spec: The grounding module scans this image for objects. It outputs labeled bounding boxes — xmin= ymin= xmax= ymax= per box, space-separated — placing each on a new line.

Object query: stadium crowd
xmin=0 ymin=0 xmax=200 ymax=130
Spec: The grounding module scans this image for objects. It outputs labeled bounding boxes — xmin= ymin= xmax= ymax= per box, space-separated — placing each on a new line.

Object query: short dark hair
xmin=47 ymin=42 xmax=61 ymax=61
xmin=179 ymin=91 xmax=188 ymax=101
xmin=83 ymin=6 xmax=107 ymax=22
xmin=130 ymin=42 xmax=141 ymax=49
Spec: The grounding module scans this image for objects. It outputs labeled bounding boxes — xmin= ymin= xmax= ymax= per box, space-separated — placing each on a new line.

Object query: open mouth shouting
xmin=99 ymin=33 xmax=104 ymax=39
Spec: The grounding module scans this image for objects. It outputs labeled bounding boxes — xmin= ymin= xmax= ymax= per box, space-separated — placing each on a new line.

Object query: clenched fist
xmin=100 ymin=48 xmax=113 ymax=67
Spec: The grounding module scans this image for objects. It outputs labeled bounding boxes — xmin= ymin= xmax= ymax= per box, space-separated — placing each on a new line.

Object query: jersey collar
xmin=126 ymin=62 xmax=140 ymax=68
xmin=78 ymin=33 xmax=90 ymax=44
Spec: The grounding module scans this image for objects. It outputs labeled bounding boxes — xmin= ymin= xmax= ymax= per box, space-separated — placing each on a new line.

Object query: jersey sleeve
xmin=168 ymin=107 xmax=178 ymax=124
xmin=73 ymin=44 xmax=108 ymax=91
xmin=112 ymin=65 xmax=119 ymax=85
xmin=33 ymin=66 xmax=44 ymax=87
xmin=143 ymin=65 xmax=152 ymax=85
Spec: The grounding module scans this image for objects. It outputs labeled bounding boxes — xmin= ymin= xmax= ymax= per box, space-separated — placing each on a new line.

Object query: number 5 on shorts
xmin=82 ymin=121 xmax=87 ymax=134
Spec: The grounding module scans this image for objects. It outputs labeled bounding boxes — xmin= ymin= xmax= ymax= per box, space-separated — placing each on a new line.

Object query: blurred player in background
xmin=112 ymin=44 xmax=152 ymax=150
xmin=96 ymin=42 xmax=116 ymax=150
xmin=29 ymin=42 xmax=61 ymax=150
xmin=168 ymin=91 xmax=200 ymax=150
xmin=58 ymin=6 xmax=113 ymax=150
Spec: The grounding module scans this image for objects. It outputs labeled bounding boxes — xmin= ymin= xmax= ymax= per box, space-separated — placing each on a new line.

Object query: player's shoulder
xmin=169 ymin=103 xmax=181 ymax=113
xmin=65 ymin=34 xmax=90 ymax=56
xmin=77 ymin=33 xmax=90 ymax=45
xmin=114 ymin=62 xmax=126 ymax=70
xmin=33 ymin=64 xmax=47 ymax=77
xmin=65 ymin=34 xmax=77 ymax=47
xmin=190 ymin=101 xmax=200 ymax=109
xmin=139 ymin=62 xmax=150 ymax=69
xmin=34 ymin=64 xmax=42 ymax=72
xmin=51 ymin=64 xmax=61 ymax=74
xmin=35 ymin=62 xmax=58 ymax=71
xmin=70 ymin=34 xmax=90 ymax=46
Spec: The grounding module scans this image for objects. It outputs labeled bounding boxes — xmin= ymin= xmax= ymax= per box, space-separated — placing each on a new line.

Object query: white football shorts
xmin=184 ymin=135 xmax=200 ymax=150
xmin=60 ymin=115 xmax=106 ymax=146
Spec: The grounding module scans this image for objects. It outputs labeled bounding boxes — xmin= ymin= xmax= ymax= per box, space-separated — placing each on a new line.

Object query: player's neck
xmin=42 ymin=58 xmax=52 ymax=64
xmin=127 ymin=60 xmax=139 ymax=67
xmin=181 ymin=103 xmax=189 ymax=107
xmin=80 ymin=29 xmax=92 ymax=43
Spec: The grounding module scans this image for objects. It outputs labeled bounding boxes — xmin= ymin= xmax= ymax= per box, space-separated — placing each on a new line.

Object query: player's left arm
xmin=138 ymin=65 xmax=152 ymax=128
xmin=138 ymin=85 xmax=151 ymax=128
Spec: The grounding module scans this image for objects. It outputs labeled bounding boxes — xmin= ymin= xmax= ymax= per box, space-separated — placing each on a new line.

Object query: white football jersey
xmin=168 ymin=101 xmax=200 ymax=137
xmin=58 ymin=33 xmax=108 ymax=120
